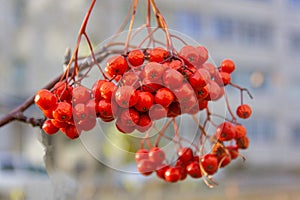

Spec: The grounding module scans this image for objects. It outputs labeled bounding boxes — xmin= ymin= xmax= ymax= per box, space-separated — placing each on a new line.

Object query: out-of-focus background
xmin=1 ymin=0 xmax=300 ymax=199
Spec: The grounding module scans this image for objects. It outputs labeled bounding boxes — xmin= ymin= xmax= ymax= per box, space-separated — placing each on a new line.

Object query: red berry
xmin=215 ymin=121 xmax=236 ymax=142
xmin=167 ymin=102 xmax=181 ymax=118
xmin=195 ymin=85 xmax=209 ymax=100
xmin=115 ymin=118 xmax=136 ymax=134
xmin=34 ymin=89 xmax=58 ymax=111
xmin=148 ymin=147 xmax=165 ymax=165
xmin=162 ymin=69 xmax=184 ymax=89
xmin=134 ymin=91 xmax=154 ymax=112
xmin=136 ymin=114 xmax=152 ymax=132
xmin=52 ymin=81 xmax=73 ymax=102
xmin=221 ymin=59 xmax=235 ymax=74
xmin=236 ymin=136 xmax=250 ymax=149
xmin=143 ymin=62 xmax=166 ymax=82
xmin=202 ymin=63 xmax=217 ymax=77
xmin=51 ymin=119 xmax=69 ymax=129
xmin=106 ymin=55 xmax=128 ymax=75
xmin=195 ymin=46 xmax=209 ymax=65
xmin=52 ymin=102 xmax=72 ymax=122
xmin=61 ymin=125 xmax=81 ymax=139
xmin=128 ymin=49 xmax=145 ymax=66
xmin=178 ymin=147 xmax=194 ymax=163
xmin=188 ymin=68 xmax=210 ymax=89
xmin=148 ymin=47 xmax=169 ymax=63
xmin=97 ymin=99 xmax=113 ymax=119
xmin=179 ymin=45 xmax=199 ymax=66
xmin=92 ymin=80 xmax=106 ymax=101
xmin=121 ymin=71 xmax=140 ymax=88
xmin=72 ymin=86 xmax=91 ymax=105
xmin=155 ymin=87 xmax=175 ymax=108
xmin=148 ymin=104 xmax=168 ymax=120
xmin=42 ymin=119 xmax=59 ymax=135
xmin=235 ymin=124 xmax=247 ymax=139
xmin=100 ymin=81 xmax=116 ymax=100
xmin=219 ymin=155 xmax=231 ymax=168
xmin=201 ymin=154 xmax=218 ymax=175
xmin=206 ymin=80 xmax=224 ymax=101
xmin=137 ymin=159 xmax=155 ymax=176
xmin=226 ymin=145 xmax=239 ymax=159
xmin=156 ymin=164 xmax=170 ymax=180
xmin=73 ymin=103 xmax=88 ymax=121
xmin=186 ymin=161 xmax=202 ymax=178
xmin=215 ymin=71 xmax=231 ymax=86
xmin=115 ymin=85 xmax=138 ymax=108
xmin=120 ymin=108 xmax=140 ymax=127
xmin=135 ymin=149 xmax=149 ymax=163
xmin=236 ymin=104 xmax=252 ymax=119
xmin=164 ymin=167 xmax=181 ymax=183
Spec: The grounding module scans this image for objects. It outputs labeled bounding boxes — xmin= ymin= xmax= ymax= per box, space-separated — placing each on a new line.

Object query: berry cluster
xmin=34 ymin=44 xmax=252 ymax=185
xmin=34 ymin=82 xmax=97 ymax=139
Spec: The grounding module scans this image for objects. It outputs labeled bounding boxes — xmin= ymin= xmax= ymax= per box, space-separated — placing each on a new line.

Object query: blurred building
xmin=158 ymin=0 xmax=300 ymax=168
xmin=1 ymin=0 xmax=300 ymax=171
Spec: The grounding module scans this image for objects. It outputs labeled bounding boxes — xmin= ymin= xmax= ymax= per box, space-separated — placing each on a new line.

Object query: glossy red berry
xmin=97 ymin=99 xmax=113 ymax=119
xmin=134 ymin=91 xmax=154 ymax=112
xmin=148 ymin=147 xmax=165 ymax=165
xmin=189 ymin=68 xmax=210 ymax=89
xmin=143 ymin=62 xmax=166 ymax=82
xmin=92 ymin=80 xmax=106 ymax=101
xmin=236 ymin=104 xmax=252 ymax=119
xmin=162 ymin=68 xmax=184 ymax=89
xmin=73 ymin=103 xmax=88 ymax=121
xmin=201 ymin=154 xmax=218 ymax=175
xmin=106 ymin=55 xmax=128 ymax=75
xmin=137 ymin=159 xmax=155 ymax=176
xmin=42 ymin=119 xmax=59 ymax=135
xmin=52 ymin=102 xmax=72 ymax=122
xmin=135 ymin=149 xmax=149 ymax=163
xmin=148 ymin=47 xmax=169 ymax=63
xmin=195 ymin=46 xmax=209 ymax=65
xmin=128 ymin=49 xmax=145 ymax=66
xmin=148 ymin=104 xmax=168 ymax=120
xmin=221 ymin=59 xmax=235 ymax=74
xmin=156 ymin=164 xmax=170 ymax=180
xmin=164 ymin=167 xmax=181 ymax=183
xmin=186 ymin=161 xmax=202 ymax=178
xmin=178 ymin=147 xmax=194 ymax=163
xmin=72 ymin=86 xmax=91 ymax=105
xmin=155 ymin=87 xmax=175 ymax=108
xmin=52 ymin=81 xmax=73 ymax=102
xmin=61 ymin=125 xmax=81 ymax=139
xmin=136 ymin=114 xmax=152 ymax=132
xmin=34 ymin=89 xmax=58 ymax=111
xmin=215 ymin=71 xmax=231 ymax=86
xmin=115 ymin=85 xmax=138 ymax=108
xmin=100 ymin=81 xmax=116 ymax=100
xmin=120 ymin=108 xmax=140 ymax=127
xmin=179 ymin=45 xmax=199 ymax=66
xmin=215 ymin=121 xmax=236 ymax=142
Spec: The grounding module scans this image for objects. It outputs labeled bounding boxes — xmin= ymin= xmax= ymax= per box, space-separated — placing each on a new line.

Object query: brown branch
xmin=0 ymin=47 xmax=117 ymax=128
